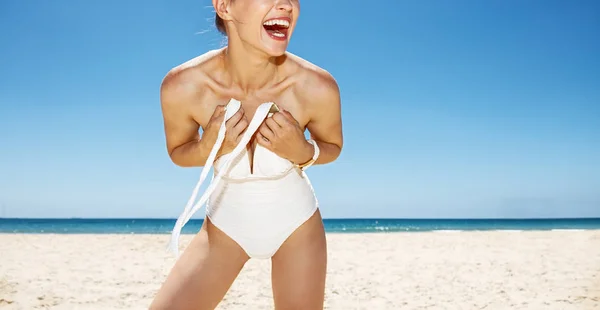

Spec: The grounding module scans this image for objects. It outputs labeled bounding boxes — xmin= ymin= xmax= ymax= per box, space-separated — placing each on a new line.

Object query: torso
xmin=161 ymin=46 xmax=341 ymax=176
xmin=164 ymin=47 xmax=335 ymax=174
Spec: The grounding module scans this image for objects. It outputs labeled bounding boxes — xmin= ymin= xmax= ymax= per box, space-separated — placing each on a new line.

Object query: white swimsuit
xmin=167 ymin=99 xmax=320 ymax=259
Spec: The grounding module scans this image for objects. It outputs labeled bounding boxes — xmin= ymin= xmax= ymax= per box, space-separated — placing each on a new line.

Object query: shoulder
xmin=160 ymin=49 xmax=224 ymax=108
xmin=285 ymin=52 xmax=341 ymax=109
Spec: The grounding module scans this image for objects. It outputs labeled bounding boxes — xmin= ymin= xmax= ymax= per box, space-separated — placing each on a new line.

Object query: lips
xmin=263 ymin=17 xmax=290 ymax=41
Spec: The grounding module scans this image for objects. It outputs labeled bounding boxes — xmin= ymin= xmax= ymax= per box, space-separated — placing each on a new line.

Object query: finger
xmin=278 ymin=110 xmax=299 ymax=126
xmin=232 ymin=115 xmax=248 ymax=136
xmin=235 ymin=126 xmax=248 ymax=143
xmin=225 ymin=108 xmax=244 ymax=129
xmin=258 ymin=123 xmax=275 ymax=141
xmin=270 ymin=112 xmax=290 ymax=127
xmin=207 ymin=106 xmax=226 ymax=130
xmin=211 ymin=105 xmax=226 ymax=119
xmin=265 ymin=117 xmax=282 ymax=132
xmin=256 ymin=132 xmax=272 ymax=148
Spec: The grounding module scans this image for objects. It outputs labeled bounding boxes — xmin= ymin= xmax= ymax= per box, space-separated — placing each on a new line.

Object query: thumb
xmin=281 ymin=110 xmax=299 ymax=126
xmin=211 ymin=105 xmax=226 ymax=120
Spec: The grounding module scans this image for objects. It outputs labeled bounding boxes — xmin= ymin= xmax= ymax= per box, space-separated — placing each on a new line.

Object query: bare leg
xmin=149 ymin=218 xmax=249 ymax=310
xmin=271 ymin=210 xmax=327 ymax=310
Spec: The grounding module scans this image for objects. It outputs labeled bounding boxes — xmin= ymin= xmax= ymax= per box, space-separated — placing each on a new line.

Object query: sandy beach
xmin=1 ymin=231 xmax=599 ymax=309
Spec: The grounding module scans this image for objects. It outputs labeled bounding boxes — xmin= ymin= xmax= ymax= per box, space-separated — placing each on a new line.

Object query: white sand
xmin=1 ymin=231 xmax=599 ymax=309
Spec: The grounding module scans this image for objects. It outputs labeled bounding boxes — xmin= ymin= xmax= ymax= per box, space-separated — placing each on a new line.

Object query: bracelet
xmin=297 ymin=139 xmax=320 ymax=171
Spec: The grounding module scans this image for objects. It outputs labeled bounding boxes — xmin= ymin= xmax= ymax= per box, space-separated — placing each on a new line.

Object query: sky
xmin=0 ymin=0 xmax=599 ymax=219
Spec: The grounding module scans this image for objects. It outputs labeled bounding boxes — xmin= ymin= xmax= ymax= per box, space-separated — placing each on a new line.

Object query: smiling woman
xmin=149 ymin=0 xmax=343 ymax=309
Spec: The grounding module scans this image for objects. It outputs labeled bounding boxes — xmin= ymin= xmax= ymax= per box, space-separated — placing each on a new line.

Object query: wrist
xmin=294 ymin=140 xmax=315 ymax=165
xmin=198 ymin=137 xmax=219 ymax=161
xmin=295 ymin=139 xmax=320 ymax=171
xmin=198 ymin=137 xmax=213 ymax=155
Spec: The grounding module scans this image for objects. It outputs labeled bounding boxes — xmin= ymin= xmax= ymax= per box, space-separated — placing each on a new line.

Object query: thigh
xmin=271 ymin=210 xmax=327 ymax=310
xmin=150 ymin=218 xmax=249 ymax=310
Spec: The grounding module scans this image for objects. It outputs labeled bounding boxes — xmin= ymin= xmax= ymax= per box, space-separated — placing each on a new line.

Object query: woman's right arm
xmin=160 ymin=70 xmax=223 ymax=167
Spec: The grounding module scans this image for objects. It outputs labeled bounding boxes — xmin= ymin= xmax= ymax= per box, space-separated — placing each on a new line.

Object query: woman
xmin=150 ymin=0 xmax=343 ymax=309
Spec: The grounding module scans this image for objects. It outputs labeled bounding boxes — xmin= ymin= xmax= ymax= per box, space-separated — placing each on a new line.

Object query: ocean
xmin=1 ymin=218 xmax=599 ymax=234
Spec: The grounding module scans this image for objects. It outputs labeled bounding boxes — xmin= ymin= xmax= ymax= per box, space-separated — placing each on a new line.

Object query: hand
xmin=203 ymin=105 xmax=248 ymax=158
xmin=256 ymin=110 xmax=314 ymax=164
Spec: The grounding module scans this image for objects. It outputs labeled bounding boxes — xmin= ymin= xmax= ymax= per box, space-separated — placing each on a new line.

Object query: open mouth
xmin=263 ymin=18 xmax=290 ymax=40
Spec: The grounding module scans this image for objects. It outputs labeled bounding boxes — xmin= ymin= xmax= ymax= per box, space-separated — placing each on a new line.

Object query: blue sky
xmin=1 ymin=0 xmax=599 ymax=219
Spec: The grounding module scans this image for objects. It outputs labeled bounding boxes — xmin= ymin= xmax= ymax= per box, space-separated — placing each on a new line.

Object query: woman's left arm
xmin=303 ymin=70 xmax=343 ymax=165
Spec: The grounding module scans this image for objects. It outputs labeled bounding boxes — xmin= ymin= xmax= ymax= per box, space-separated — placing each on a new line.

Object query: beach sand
xmin=1 ymin=231 xmax=599 ymax=309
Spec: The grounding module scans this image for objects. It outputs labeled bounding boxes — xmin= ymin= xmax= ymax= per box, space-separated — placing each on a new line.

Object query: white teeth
xmin=263 ymin=19 xmax=290 ymax=28
xmin=272 ymin=32 xmax=285 ymax=37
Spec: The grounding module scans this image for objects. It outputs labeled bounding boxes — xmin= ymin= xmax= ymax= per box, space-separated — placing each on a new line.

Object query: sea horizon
xmin=1 ymin=217 xmax=599 ymax=234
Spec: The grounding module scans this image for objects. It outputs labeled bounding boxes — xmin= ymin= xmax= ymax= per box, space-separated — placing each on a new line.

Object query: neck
xmin=222 ymin=40 xmax=280 ymax=96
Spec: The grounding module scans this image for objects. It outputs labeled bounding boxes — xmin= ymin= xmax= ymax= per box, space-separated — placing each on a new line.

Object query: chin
xmin=264 ymin=46 xmax=288 ymax=57
xmin=255 ymin=38 xmax=290 ymax=58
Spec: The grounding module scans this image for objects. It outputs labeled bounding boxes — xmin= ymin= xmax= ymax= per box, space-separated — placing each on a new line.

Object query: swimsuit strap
xmin=167 ymin=99 xmax=277 ymax=257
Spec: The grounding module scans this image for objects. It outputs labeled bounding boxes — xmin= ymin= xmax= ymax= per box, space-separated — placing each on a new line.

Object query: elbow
xmin=329 ymin=145 xmax=342 ymax=163
xmin=172 ymin=159 xmax=193 ymax=168
xmin=318 ymin=142 xmax=342 ymax=165
xmin=168 ymin=150 xmax=205 ymax=168
xmin=169 ymin=154 xmax=200 ymax=168
xmin=168 ymin=148 xmax=192 ymax=168
xmin=169 ymin=155 xmax=186 ymax=167
xmin=331 ymin=140 xmax=343 ymax=158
